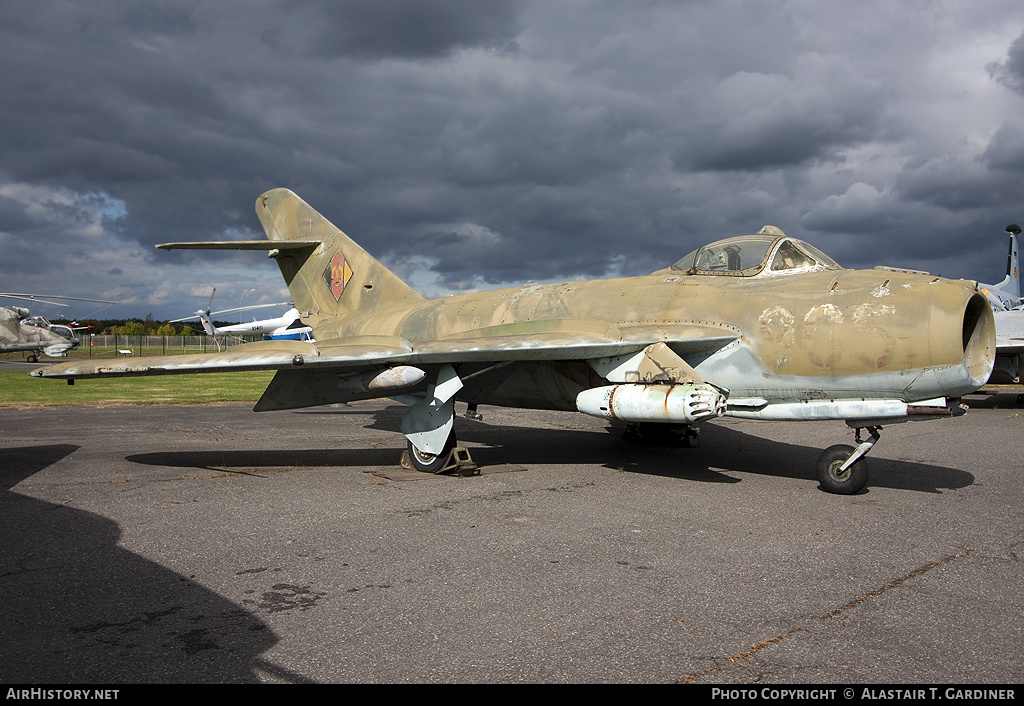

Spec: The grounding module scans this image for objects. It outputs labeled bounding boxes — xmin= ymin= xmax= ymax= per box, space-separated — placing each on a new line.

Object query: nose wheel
xmin=816 ymin=426 xmax=880 ymax=494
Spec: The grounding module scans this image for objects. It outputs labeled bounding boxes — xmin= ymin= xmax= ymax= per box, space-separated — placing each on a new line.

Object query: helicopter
xmin=173 ymin=288 xmax=312 ymax=349
xmin=0 ymin=293 xmax=116 ymax=362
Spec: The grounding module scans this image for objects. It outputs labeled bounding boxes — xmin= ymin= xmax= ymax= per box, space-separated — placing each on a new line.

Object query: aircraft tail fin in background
xmin=197 ymin=310 xmax=218 ymax=336
xmin=1003 ymin=223 xmax=1020 ymax=305
xmin=158 ymin=188 xmax=425 ymax=332
xmin=981 ymin=224 xmax=1022 ymax=311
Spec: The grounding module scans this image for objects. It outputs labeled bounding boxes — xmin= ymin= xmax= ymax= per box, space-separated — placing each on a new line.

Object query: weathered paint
xmin=36 ymin=189 xmax=996 ymax=428
xmin=576 ymin=382 xmax=727 ymax=423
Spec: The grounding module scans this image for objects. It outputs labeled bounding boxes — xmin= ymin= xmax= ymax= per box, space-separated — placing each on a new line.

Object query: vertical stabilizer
xmin=1004 ymin=224 xmax=1020 ymax=305
xmin=981 ymin=224 xmax=1022 ymax=311
xmin=254 ymin=189 xmax=424 ymax=329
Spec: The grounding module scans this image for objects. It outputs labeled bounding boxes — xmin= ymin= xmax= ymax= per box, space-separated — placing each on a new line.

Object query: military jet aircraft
xmin=1 ymin=294 xmax=115 ymax=362
xmin=32 ymin=189 xmax=996 ymax=494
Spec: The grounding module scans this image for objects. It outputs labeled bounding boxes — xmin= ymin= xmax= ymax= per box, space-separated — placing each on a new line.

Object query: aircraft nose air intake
xmin=962 ymin=292 xmax=996 ymax=385
xmin=576 ymin=382 xmax=728 ymax=424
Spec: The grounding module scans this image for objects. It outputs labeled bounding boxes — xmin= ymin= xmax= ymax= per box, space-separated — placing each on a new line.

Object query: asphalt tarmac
xmin=1 ymin=393 xmax=1022 ymax=684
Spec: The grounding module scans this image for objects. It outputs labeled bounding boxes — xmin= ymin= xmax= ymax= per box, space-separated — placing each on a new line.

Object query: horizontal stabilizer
xmin=157 ymin=240 xmax=321 ymax=251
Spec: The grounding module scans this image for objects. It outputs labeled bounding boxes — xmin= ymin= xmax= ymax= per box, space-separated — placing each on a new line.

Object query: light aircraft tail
xmin=159 ymin=189 xmax=424 ymax=332
xmin=1003 ymin=223 xmax=1021 ymax=305
xmin=197 ymin=310 xmax=218 ymax=336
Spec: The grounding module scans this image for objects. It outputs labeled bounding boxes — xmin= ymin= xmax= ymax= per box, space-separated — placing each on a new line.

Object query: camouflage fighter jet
xmin=32 ymin=189 xmax=997 ymax=494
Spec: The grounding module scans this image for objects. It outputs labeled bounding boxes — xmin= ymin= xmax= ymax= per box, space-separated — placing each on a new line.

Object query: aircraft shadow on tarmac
xmin=0 ymin=444 xmax=311 ymax=683
xmin=128 ymin=404 xmax=973 ymax=495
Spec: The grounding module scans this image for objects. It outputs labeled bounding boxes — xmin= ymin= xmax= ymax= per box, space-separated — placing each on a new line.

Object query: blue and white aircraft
xmin=176 ymin=289 xmax=314 ymax=343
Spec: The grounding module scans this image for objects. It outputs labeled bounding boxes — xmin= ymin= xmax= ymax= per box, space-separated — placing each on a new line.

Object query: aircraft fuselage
xmin=319 ymin=267 xmax=993 ymax=414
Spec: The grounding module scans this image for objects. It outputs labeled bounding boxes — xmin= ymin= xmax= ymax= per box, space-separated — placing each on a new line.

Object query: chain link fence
xmin=79 ymin=334 xmax=262 ymax=358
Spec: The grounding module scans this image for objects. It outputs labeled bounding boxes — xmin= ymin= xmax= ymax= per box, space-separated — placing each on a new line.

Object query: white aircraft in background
xmin=978 ymin=224 xmax=1024 ymax=383
xmin=174 ymin=289 xmax=314 ymax=344
xmin=980 ymin=224 xmax=1021 ymax=312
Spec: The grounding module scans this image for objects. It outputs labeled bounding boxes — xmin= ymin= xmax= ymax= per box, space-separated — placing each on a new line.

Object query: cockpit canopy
xmin=22 ymin=316 xmax=51 ymax=329
xmin=669 ymin=226 xmax=841 ymax=278
xmin=22 ymin=316 xmax=76 ymax=339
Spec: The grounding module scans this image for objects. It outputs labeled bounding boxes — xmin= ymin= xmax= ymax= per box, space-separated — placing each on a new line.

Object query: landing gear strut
xmin=816 ymin=425 xmax=880 ymax=495
xmin=400 ymin=364 xmax=478 ymax=475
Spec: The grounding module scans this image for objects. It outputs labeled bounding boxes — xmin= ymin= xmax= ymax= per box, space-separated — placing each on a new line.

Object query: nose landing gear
xmin=816 ymin=425 xmax=880 ymax=495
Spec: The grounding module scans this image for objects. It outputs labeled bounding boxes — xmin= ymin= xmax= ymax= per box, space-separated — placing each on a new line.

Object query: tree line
xmin=70 ymin=315 xmax=235 ymax=336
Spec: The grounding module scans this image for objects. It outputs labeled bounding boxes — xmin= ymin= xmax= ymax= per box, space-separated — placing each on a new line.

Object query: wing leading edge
xmin=31 ymin=322 xmax=738 ymax=380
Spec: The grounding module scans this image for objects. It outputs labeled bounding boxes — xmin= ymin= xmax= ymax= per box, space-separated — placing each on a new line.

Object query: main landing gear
xmin=402 ymin=429 xmax=478 ymax=475
xmin=406 ymin=431 xmax=455 ymax=473
xmin=816 ymin=425 xmax=880 ymax=495
xmin=400 ymin=364 xmax=478 ymax=475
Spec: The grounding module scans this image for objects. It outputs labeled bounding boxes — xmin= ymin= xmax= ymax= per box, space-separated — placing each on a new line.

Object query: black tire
xmin=27 ymin=355 xmax=37 ymax=363
xmin=816 ymin=444 xmax=869 ymax=495
xmin=406 ymin=431 xmax=457 ymax=474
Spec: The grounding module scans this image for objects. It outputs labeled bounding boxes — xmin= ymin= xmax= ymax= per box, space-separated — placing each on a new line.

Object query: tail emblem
xmin=324 ymin=251 xmax=354 ymax=301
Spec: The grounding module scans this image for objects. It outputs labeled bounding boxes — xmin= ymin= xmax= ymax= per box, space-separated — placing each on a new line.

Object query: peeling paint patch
xmin=852 ymin=303 xmax=896 ymax=324
xmin=803 ymin=303 xmax=843 ymax=368
xmin=804 ymin=303 xmax=843 ymax=325
xmin=759 ymin=306 xmax=795 ymax=346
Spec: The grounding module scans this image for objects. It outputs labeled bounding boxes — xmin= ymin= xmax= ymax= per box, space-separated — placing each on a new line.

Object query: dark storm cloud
xmin=981 ymin=118 xmax=1024 ymax=171
xmin=274 ymin=0 xmax=525 ymax=59
xmin=1 ymin=1 xmax=1024 ymax=318
xmin=988 ymin=29 xmax=1024 ymax=95
xmin=677 ymin=56 xmax=894 ymax=172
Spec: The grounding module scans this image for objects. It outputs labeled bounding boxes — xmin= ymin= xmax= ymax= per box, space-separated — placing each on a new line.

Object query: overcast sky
xmin=2 ymin=0 xmax=1024 ymax=322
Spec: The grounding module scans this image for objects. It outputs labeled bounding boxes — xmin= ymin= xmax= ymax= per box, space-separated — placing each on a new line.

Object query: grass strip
xmin=0 ymin=370 xmax=275 ymax=407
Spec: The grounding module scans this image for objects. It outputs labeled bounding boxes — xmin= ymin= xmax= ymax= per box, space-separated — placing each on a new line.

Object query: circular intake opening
xmin=962 ymin=293 xmax=996 ymax=384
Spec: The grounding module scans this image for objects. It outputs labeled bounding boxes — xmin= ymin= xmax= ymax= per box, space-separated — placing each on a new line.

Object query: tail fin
xmin=197 ymin=310 xmax=218 ymax=336
xmin=1003 ymin=224 xmax=1021 ymax=306
xmin=158 ymin=189 xmax=424 ymax=333
xmin=983 ymin=224 xmax=1022 ymax=310
xmin=255 ymin=189 xmax=423 ymax=329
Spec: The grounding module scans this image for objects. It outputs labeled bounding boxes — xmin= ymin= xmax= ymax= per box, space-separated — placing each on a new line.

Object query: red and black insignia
xmin=323 ymin=251 xmax=353 ymax=302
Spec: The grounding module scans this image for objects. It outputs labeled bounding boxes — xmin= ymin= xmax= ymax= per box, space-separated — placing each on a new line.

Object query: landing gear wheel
xmin=26 ymin=355 xmax=37 ymax=363
xmin=406 ymin=431 xmax=457 ymax=473
xmin=816 ymin=444 xmax=869 ymax=495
